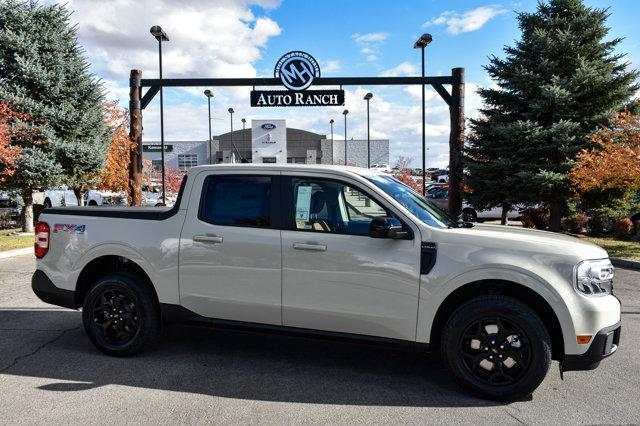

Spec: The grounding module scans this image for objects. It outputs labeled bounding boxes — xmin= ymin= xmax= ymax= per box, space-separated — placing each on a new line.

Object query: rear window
xmin=200 ymin=176 xmax=271 ymax=227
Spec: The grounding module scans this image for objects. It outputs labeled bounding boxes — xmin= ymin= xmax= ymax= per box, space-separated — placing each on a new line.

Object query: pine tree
xmin=0 ymin=0 xmax=109 ymax=230
xmin=465 ymin=0 xmax=638 ymax=230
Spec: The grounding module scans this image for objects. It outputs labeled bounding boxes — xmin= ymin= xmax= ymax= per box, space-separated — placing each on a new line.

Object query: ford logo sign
xmin=261 ymin=123 xmax=277 ymax=130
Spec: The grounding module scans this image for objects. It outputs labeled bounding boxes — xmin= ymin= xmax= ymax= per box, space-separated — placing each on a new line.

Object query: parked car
xmin=436 ymin=173 xmax=449 ymax=183
xmin=33 ymin=188 xmax=78 ymax=208
xmin=426 ymin=187 xmax=521 ymax=222
xmin=0 ymin=191 xmax=23 ymax=228
xmin=430 ymin=168 xmax=448 ymax=182
xmin=370 ymin=163 xmax=391 ymax=173
xmin=425 ymin=182 xmax=447 ymax=195
xmin=143 ymin=191 xmax=177 ymax=207
xmin=33 ymin=164 xmax=620 ymax=401
xmin=84 ymin=190 xmax=128 ymax=206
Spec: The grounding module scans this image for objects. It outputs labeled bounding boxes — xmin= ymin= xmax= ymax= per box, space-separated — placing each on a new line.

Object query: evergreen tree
xmin=0 ymin=0 xmax=109 ymax=230
xmin=465 ymin=0 xmax=638 ymax=231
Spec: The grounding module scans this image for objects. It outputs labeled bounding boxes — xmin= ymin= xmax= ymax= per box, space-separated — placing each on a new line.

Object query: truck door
xmin=280 ymin=174 xmax=421 ymax=341
xmin=179 ymin=171 xmax=282 ymax=325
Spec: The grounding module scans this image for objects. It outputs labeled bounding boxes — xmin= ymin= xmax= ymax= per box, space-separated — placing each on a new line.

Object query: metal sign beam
xmin=140 ymin=76 xmax=455 ymax=89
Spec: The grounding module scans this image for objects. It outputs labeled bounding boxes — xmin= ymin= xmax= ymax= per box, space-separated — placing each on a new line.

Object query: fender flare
xmin=418 ymin=266 xmax=575 ymax=352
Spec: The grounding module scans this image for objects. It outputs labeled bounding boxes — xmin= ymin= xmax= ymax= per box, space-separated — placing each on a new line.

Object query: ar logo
xmin=274 ymin=51 xmax=321 ymax=91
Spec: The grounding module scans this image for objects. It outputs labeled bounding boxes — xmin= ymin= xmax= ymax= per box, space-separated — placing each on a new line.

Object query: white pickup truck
xmin=32 ymin=164 xmax=620 ymax=401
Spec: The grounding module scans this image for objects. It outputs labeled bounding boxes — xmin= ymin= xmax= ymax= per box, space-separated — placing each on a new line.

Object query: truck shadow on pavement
xmin=0 ymin=308 xmax=503 ymax=407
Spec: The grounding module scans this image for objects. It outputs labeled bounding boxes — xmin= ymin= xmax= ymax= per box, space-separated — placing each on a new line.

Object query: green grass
xmin=0 ymin=228 xmax=33 ymax=252
xmin=584 ymin=237 xmax=640 ymax=261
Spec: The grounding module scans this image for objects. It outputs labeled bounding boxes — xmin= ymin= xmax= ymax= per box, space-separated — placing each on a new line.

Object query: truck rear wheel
xmin=441 ymin=295 xmax=551 ymax=401
xmin=82 ymin=273 xmax=161 ymax=356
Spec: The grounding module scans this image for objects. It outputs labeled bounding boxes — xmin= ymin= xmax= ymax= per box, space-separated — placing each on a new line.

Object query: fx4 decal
xmin=53 ymin=224 xmax=86 ymax=234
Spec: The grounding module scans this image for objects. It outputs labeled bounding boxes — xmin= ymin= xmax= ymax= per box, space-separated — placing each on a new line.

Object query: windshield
xmin=366 ymin=175 xmax=460 ymax=229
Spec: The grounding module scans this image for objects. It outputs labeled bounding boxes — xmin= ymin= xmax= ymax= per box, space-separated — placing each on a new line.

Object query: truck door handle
xmin=293 ymin=242 xmax=326 ymax=252
xmin=193 ymin=235 xmax=223 ymax=244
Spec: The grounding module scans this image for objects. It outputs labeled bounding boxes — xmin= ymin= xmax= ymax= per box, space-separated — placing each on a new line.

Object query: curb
xmin=0 ymin=247 xmax=33 ymax=260
xmin=611 ymin=257 xmax=640 ymax=271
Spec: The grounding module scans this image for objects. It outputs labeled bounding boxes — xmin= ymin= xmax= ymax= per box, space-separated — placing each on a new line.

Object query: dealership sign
xmin=250 ymin=51 xmax=344 ymax=107
xmin=143 ymin=144 xmax=173 ymax=152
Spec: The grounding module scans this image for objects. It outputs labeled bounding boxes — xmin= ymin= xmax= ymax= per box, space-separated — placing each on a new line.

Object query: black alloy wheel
xmin=459 ymin=317 xmax=531 ymax=386
xmin=82 ymin=273 xmax=161 ymax=356
xmin=441 ymin=295 xmax=551 ymax=401
xmin=91 ymin=287 xmax=140 ymax=345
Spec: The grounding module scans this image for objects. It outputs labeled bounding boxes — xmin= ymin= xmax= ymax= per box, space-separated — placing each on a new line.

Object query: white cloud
xmin=381 ymin=61 xmax=417 ymax=77
xmin=322 ymin=60 xmax=341 ymax=73
xmin=422 ymin=6 xmax=507 ymax=35
xmin=351 ymin=32 xmax=388 ymax=43
xmin=63 ymin=0 xmax=282 ymax=103
xmin=403 ymin=85 xmax=441 ymax=102
xmin=352 ymin=32 xmax=388 ymax=62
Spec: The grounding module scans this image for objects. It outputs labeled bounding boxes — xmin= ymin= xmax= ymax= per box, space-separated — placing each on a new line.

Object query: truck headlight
xmin=574 ymin=260 xmax=614 ymax=296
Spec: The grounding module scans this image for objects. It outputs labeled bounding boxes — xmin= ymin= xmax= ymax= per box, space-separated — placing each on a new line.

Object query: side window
xmin=201 ymin=176 xmax=271 ymax=227
xmin=291 ymin=178 xmax=387 ymax=236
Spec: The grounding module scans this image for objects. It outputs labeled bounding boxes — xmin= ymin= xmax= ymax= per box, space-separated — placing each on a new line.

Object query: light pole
xmin=241 ymin=118 xmax=247 ymax=162
xmin=342 ymin=110 xmax=348 ymax=165
xmin=414 ymin=33 xmax=432 ymax=195
xmin=150 ymin=25 xmax=169 ymax=204
xmin=329 ymin=119 xmax=334 ymax=165
xmin=363 ymin=92 xmax=373 ymax=168
xmin=204 ymin=90 xmax=214 ymax=164
xmin=228 ymin=108 xmax=234 ymax=163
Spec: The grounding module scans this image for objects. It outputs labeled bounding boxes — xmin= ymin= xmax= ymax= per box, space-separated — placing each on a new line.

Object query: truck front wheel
xmin=441 ymin=295 xmax=551 ymax=401
xmin=82 ymin=273 xmax=161 ymax=356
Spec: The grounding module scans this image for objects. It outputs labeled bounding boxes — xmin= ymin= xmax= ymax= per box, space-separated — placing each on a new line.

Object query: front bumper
xmin=562 ymin=322 xmax=621 ymax=371
xmin=32 ymin=270 xmax=77 ymax=309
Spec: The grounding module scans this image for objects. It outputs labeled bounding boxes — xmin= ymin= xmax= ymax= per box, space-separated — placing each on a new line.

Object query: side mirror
xmin=369 ymin=216 xmax=408 ymax=239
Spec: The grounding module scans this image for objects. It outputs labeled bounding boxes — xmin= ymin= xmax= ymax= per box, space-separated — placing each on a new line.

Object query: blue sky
xmin=63 ymin=0 xmax=640 ymax=167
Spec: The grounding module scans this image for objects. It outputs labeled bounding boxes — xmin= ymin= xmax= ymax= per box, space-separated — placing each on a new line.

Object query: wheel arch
xmin=75 ymin=255 xmax=159 ymax=309
xmin=429 ymin=279 xmax=565 ymax=360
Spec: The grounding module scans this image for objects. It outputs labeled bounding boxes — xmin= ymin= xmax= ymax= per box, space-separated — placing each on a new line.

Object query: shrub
xmin=587 ymin=201 xmax=635 ymax=235
xmin=562 ymin=213 xmax=590 ymax=234
xmin=614 ymin=218 xmax=634 ymax=240
xmin=521 ymin=207 xmax=549 ymax=230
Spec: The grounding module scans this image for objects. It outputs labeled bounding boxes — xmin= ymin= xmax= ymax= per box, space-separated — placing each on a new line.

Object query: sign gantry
xmin=128 ymin=51 xmax=465 ymax=214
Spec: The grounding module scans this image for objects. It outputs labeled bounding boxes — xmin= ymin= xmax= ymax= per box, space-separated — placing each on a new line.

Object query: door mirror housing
xmin=369 ymin=216 xmax=408 ymax=239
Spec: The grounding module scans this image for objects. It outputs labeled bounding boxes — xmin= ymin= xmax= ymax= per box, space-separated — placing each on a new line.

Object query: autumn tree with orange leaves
xmin=392 ymin=156 xmax=422 ymax=193
xmin=570 ymin=110 xmax=640 ymax=194
xmin=98 ymin=101 xmax=133 ymax=192
xmin=0 ymin=100 xmax=24 ymax=184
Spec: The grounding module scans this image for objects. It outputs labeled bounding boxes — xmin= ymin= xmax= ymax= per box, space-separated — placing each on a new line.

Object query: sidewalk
xmin=0 ymin=247 xmax=32 ymax=260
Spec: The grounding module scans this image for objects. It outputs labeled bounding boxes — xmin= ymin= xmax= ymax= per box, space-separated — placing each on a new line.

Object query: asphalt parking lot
xmin=1 ymin=254 xmax=639 ymax=424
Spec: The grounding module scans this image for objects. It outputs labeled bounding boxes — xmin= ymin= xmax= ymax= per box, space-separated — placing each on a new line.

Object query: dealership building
xmin=142 ymin=120 xmax=389 ymax=172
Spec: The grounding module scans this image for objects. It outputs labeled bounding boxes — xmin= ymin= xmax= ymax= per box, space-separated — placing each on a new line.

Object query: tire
xmin=441 ymin=295 xmax=551 ymax=401
xmin=43 ymin=199 xmax=52 ymax=209
xmin=82 ymin=273 xmax=161 ymax=356
xmin=88 ymin=200 xmax=98 ymax=206
xmin=462 ymin=208 xmax=478 ymax=223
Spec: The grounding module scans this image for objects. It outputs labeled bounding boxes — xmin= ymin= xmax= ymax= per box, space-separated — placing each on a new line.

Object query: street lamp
xmin=329 ymin=119 xmax=334 ymax=165
xmin=342 ymin=110 xmax=349 ymax=166
xmin=228 ymin=108 xmax=234 ymax=162
xmin=241 ymin=118 xmax=247 ymax=161
xmin=204 ymin=90 xmax=214 ymax=164
xmin=363 ymin=92 xmax=373 ymax=168
xmin=150 ymin=25 xmax=170 ymax=204
xmin=414 ymin=33 xmax=432 ymax=195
